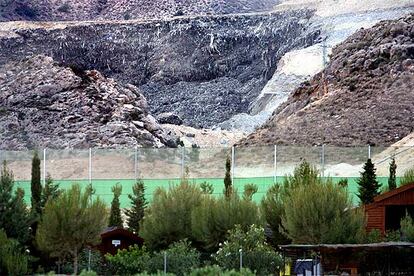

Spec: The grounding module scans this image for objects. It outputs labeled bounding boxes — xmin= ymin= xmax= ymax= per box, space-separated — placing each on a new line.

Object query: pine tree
xmin=0 ymin=162 xmax=30 ymax=245
xmin=388 ymin=157 xmax=397 ymax=191
xmin=125 ymin=179 xmax=147 ymax=234
xmin=109 ymin=183 xmax=123 ymax=228
xmin=41 ymin=173 xmax=61 ymax=209
xmin=357 ymin=159 xmax=381 ymax=205
xmin=31 ymin=151 xmax=42 ymax=217
xmin=224 ymin=155 xmax=232 ymax=198
xmin=36 ymin=184 xmax=107 ymax=275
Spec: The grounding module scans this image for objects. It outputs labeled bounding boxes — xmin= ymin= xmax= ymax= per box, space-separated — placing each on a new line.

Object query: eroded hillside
xmin=240 ymin=13 xmax=414 ymax=146
xmin=0 ymin=0 xmax=279 ymax=21
xmin=0 ymin=10 xmax=320 ymax=128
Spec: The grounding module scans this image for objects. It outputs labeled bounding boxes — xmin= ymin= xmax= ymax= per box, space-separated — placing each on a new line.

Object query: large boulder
xmin=157 ymin=112 xmax=183 ymax=125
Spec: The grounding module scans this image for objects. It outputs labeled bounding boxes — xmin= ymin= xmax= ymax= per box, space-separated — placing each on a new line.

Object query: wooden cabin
xmin=96 ymin=227 xmax=144 ymax=256
xmin=365 ymin=183 xmax=414 ymax=234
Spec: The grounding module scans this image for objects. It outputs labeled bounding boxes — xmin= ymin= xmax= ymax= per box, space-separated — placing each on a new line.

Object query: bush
xmin=147 ymin=240 xmax=200 ymax=275
xmin=61 ymin=249 xmax=107 ymax=275
xmin=260 ymin=184 xmax=290 ymax=247
xmin=106 ymin=240 xmax=200 ymax=275
xmin=191 ymin=193 xmax=262 ymax=252
xmin=400 ymin=167 xmax=414 ymax=186
xmin=106 ymin=245 xmax=150 ymax=275
xmin=364 ymin=229 xmax=383 ymax=243
xmin=385 ymin=230 xmax=401 ymax=242
xmin=189 ymin=266 xmax=255 ymax=276
xmin=0 ymin=230 xmax=30 ymax=276
xmin=400 ymin=214 xmax=414 ymax=242
xmin=282 ymin=178 xmax=365 ymax=244
xmin=141 ymin=179 xmax=203 ymax=250
xmin=283 ymin=161 xmax=320 ymax=190
xmin=214 ymin=225 xmax=282 ymax=275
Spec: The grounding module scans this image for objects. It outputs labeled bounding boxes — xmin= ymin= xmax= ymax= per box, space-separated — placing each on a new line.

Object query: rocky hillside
xmin=0 ymin=0 xmax=279 ymax=22
xmin=0 ymin=10 xmax=320 ymax=128
xmin=240 ymin=13 xmax=414 ymax=146
xmin=0 ymin=55 xmax=178 ymax=150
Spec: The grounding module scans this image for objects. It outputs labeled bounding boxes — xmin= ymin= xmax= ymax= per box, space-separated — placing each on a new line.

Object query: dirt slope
xmin=240 ymin=13 xmax=414 ymax=146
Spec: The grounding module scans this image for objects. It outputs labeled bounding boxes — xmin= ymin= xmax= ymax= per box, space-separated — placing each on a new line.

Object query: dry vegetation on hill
xmin=241 ymin=14 xmax=414 ymax=146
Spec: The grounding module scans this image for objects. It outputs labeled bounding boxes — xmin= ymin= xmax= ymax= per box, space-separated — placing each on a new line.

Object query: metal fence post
xmin=43 ymin=148 xmax=46 ymax=185
xmin=88 ymin=248 xmax=92 ymax=271
xmin=321 ymin=144 xmax=325 ymax=178
xmin=134 ymin=146 xmax=138 ymax=181
xmin=181 ymin=147 xmax=185 ymax=178
xmin=89 ymin=148 xmax=92 ymax=185
xmin=163 ymin=251 xmax=167 ymax=274
xmin=231 ymin=146 xmax=235 ymax=184
xmin=239 ymin=249 xmax=243 ymax=270
xmin=273 ymin=145 xmax=277 ymax=183
xmin=368 ymin=145 xmax=371 ymax=160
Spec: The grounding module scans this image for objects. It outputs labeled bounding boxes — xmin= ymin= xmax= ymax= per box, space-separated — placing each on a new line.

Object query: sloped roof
xmin=101 ymin=227 xmax=144 ymax=243
xmin=373 ymin=183 xmax=414 ymax=203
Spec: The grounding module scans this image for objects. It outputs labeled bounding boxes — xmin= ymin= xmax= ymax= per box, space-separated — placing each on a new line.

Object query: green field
xmin=14 ymin=176 xmax=391 ymax=207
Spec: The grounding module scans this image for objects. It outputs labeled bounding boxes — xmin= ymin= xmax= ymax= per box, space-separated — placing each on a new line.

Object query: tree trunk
xmin=73 ymin=249 xmax=78 ymax=275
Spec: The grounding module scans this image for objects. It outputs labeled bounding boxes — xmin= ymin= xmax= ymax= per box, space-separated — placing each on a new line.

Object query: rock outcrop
xmin=240 ymin=13 xmax=414 ymax=146
xmin=0 ymin=10 xmax=320 ymax=128
xmin=0 ymin=0 xmax=279 ymax=22
xmin=0 ymin=55 xmax=178 ymax=150
xmin=157 ymin=112 xmax=183 ymax=125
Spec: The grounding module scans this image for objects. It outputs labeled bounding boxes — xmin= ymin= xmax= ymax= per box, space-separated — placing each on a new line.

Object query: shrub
xmin=242 ymin=184 xmax=258 ymax=201
xmin=61 ymin=249 xmax=107 ymax=275
xmin=200 ymin=182 xmax=214 ymax=194
xmin=282 ymin=178 xmax=365 ymax=244
xmin=147 ymin=240 xmax=200 ymax=275
xmin=400 ymin=214 xmax=414 ymax=242
xmin=140 ymin=179 xmax=203 ymax=250
xmin=400 ymin=167 xmax=414 ymax=186
xmin=0 ymin=230 xmax=30 ymax=276
xmin=191 ymin=193 xmax=262 ymax=252
xmin=214 ymin=225 xmax=282 ymax=275
xmin=364 ymin=229 xmax=383 ymax=243
xmin=189 ymin=266 xmax=255 ymax=276
xmin=106 ymin=240 xmax=200 ymax=275
xmin=260 ymin=184 xmax=290 ymax=247
xmin=106 ymin=245 xmax=150 ymax=275
xmin=385 ymin=230 xmax=401 ymax=242
xmin=338 ymin=178 xmax=348 ymax=188
xmin=283 ymin=161 xmax=320 ymax=190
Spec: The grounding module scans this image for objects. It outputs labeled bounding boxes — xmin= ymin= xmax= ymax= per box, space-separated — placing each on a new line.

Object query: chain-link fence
xmin=0 ymin=145 xmax=413 ymax=206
